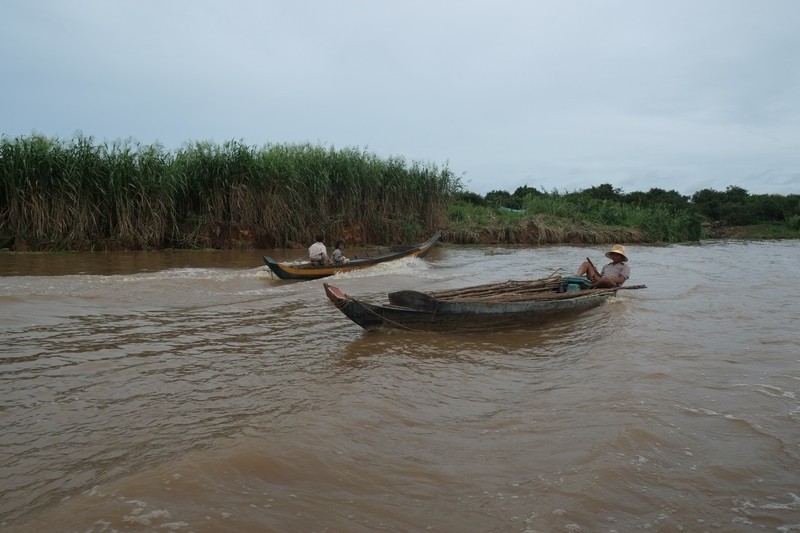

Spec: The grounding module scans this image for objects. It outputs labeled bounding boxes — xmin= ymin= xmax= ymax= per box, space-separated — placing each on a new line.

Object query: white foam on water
xmin=326 ymin=256 xmax=439 ymax=280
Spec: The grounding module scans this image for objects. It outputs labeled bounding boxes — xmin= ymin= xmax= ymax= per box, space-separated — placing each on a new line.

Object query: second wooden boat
xmin=264 ymin=231 xmax=441 ymax=280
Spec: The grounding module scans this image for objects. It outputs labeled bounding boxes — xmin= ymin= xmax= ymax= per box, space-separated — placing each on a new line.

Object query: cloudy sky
xmin=2 ymin=0 xmax=799 ymax=197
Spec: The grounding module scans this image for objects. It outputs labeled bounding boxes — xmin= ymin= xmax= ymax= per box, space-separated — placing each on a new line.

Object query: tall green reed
xmin=1 ymin=135 xmax=459 ymax=249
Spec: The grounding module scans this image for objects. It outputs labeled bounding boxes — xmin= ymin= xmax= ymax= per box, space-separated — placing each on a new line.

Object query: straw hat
xmin=605 ymin=244 xmax=628 ymax=262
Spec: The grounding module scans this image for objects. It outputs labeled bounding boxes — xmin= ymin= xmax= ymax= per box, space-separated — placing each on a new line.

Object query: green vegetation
xmin=1 ymin=135 xmax=798 ymax=251
xmin=0 ymin=134 xmax=458 ymax=250
xmin=449 ymin=183 xmax=799 ymax=244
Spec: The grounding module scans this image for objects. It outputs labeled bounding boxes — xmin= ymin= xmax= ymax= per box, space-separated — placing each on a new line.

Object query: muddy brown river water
xmin=1 ymin=240 xmax=798 ymax=531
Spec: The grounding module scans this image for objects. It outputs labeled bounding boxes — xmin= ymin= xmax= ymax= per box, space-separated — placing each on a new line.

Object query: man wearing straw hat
xmin=576 ymin=244 xmax=630 ymax=288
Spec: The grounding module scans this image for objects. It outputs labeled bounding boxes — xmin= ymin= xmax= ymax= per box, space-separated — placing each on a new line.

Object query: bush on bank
xmin=451 ymin=182 xmax=799 ymax=243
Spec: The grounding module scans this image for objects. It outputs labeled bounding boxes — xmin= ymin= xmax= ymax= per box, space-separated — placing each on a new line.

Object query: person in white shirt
xmin=308 ymin=235 xmax=329 ymax=265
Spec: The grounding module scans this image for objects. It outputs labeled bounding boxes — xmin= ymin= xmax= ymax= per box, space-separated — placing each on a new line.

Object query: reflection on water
xmin=1 ymin=241 xmax=799 ymax=531
xmin=338 ymin=310 xmax=608 ymax=363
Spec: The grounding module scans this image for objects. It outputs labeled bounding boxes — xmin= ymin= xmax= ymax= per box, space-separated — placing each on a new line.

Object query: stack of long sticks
xmin=428 ymin=274 xmax=564 ymax=302
xmin=426 ymin=273 xmax=646 ymax=303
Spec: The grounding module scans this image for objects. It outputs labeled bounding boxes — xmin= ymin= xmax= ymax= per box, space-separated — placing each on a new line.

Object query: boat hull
xmin=264 ymin=231 xmax=441 ymax=280
xmin=323 ymin=282 xmax=621 ymax=332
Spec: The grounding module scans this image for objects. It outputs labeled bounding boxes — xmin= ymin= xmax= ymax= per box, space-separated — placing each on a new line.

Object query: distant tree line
xmin=458 ymin=183 xmax=800 ymax=230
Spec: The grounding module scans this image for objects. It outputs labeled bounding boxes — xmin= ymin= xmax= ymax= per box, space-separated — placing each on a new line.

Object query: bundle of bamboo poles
xmin=426 ymin=273 xmax=647 ymax=303
xmin=428 ymin=274 xmax=564 ymax=302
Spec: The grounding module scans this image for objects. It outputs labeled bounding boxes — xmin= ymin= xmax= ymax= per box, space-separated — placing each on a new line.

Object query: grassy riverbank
xmin=2 ymin=135 xmax=798 ymax=251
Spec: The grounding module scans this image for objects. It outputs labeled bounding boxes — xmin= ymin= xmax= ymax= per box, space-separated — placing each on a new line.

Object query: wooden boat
xmin=323 ymin=274 xmax=646 ymax=332
xmin=263 ymin=231 xmax=441 ymax=280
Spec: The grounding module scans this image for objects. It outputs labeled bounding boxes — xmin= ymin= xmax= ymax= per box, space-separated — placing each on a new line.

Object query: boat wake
xmin=325 ymin=256 xmax=438 ymax=280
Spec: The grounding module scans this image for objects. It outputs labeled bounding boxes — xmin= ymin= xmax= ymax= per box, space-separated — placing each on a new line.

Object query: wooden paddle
xmin=586 ymin=256 xmax=598 ymax=277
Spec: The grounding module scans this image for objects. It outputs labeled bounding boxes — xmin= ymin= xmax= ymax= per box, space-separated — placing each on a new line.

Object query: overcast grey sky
xmin=2 ymin=0 xmax=799 ymax=196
